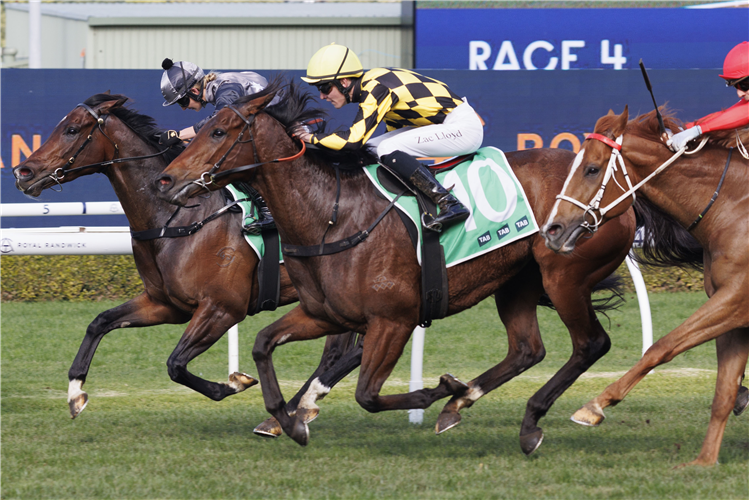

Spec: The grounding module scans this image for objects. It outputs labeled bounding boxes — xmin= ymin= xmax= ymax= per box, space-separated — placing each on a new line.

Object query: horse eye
xmin=584 ymin=165 xmax=600 ymax=177
xmin=212 ymin=129 xmax=226 ymax=138
xmin=66 ymin=126 xmax=79 ymax=135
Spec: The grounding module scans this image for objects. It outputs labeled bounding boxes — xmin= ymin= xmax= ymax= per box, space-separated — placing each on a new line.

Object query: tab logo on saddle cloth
xmin=364 ymin=147 xmax=539 ymax=268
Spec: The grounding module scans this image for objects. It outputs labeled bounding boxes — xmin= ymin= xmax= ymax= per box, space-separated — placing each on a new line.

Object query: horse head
xmin=541 ymin=106 xmax=634 ymax=253
xmin=156 ymin=89 xmax=282 ymax=207
xmin=13 ymin=94 xmax=128 ymax=197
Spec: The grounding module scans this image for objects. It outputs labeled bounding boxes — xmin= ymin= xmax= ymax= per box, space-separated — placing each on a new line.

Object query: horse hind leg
xmin=253 ymin=332 xmax=363 ymax=438
xmin=436 ymin=267 xmax=547 ymax=437
xmin=67 ymin=293 xmax=187 ymax=418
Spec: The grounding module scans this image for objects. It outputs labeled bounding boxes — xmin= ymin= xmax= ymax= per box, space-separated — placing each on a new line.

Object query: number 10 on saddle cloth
xmin=364 ymin=147 xmax=539 ymax=267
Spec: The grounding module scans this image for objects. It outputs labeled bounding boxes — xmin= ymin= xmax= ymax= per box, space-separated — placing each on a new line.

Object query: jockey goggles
xmin=315 ymin=81 xmax=335 ymax=95
xmin=726 ymin=76 xmax=749 ymax=92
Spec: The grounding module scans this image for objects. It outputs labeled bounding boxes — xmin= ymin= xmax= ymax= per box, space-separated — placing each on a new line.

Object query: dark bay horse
xmin=154 ymin=80 xmax=638 ymax=453
xmin=12 ymin=93 xmax=358 ymax=430
xmin=542 ymin=107 xmax=748 ymax=466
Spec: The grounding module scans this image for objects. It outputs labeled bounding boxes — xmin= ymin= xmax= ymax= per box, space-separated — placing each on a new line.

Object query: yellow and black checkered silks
xmin=311 ymin=68 xmax=464 ymax=151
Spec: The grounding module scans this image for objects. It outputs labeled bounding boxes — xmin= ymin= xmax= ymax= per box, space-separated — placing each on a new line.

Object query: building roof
xmin=5 ymin=1 xmax=409 ymax=26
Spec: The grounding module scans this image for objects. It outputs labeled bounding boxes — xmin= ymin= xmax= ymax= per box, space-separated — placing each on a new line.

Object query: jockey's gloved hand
xmin=667 ymin=126 xmax=702 ymax=152
xmin=288 ymin=119 xmax=323 ymax=138
xmin=158 ymin=130 xmax=182 ymax=148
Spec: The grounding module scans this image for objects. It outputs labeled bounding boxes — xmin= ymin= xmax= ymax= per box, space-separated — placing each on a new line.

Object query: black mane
xmin=82 ymin=93 xmax=185 ymax=164
xmin=237 ymin=76 xmax=379 ymax=170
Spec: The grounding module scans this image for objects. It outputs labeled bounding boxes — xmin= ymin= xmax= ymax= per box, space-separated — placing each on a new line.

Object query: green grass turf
xmin=2 ymin=293 xmax=747 ymax=499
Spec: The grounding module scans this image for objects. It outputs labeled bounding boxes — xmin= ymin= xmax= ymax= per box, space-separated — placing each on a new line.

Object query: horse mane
xmin=236 ymin=76 xmax=378 ymax=171
xmin=632 ymin=197 xmax=703 ymax=271
xmin=82 ymin=93 xmax=185 ymax=164
xmin=628 ymin=106 xmax=747 ymax=150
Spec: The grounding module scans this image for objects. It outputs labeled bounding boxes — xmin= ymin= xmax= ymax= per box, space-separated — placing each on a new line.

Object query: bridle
xmin=45 ymin=103 xmax=173 ymax=191
xmin=190 ymin=104 xmax=306 ymax=192
xmin=554 ymin=132 xmax=707 ymax=233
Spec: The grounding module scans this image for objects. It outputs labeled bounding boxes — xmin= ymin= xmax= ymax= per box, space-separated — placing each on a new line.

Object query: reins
xmin=188 ymin=103 xmax=400 ymax=257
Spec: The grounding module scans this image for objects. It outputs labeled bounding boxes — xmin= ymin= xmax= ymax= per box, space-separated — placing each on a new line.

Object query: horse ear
xmin=239 ymin=91 xmax=277 ymax=115
xmin=95 ymin=96 xmax=129 ymax=114
xmin=612 ymin=105 xmax=629 ymax=136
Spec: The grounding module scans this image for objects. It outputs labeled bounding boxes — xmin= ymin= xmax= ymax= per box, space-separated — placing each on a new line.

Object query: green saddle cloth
xmin=363 ymin=147 xmax=539 ymax=267
xmin=224 ymin=184 xmax=284 ymax=263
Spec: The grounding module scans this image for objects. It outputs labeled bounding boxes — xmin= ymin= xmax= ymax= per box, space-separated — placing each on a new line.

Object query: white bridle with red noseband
xmin=554 ymin=132 xmax=702 ymax=233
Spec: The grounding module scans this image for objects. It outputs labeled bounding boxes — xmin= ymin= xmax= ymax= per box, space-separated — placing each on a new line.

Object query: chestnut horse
xmin=154 ymin=80 xmax=637 ymax=453
xmin=12 ymin=93 xmax=359 ymax=430
xmin=542 ymin=107 xmax=748 ymax=466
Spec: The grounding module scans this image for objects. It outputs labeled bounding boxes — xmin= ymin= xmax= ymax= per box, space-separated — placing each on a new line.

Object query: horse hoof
xmin=439 ymin=373 xmax=469 ymax=395
xmin=228 ymin=372 xmax=259 ymax=393
xmin=519 ymin=429 xmax=544 ymax=456
xmin=435 ymin=411 xmax=461 ymax=434
xmin=571 ymin=402 xmax=605 ymax=427
xmin=296 ymin=407 xmax=319 ymax=424
xmin=253 ymin=417 xmax=283 ymax=438
xmin=288 ymin=417 xmax=310 ymax=446
xmin=68 ymin=392 xmax=88 ymax=419
xmin=733 ymin=386 xmax=749 ymax=416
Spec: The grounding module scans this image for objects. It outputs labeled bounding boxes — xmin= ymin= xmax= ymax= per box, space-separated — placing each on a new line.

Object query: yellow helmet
xmin=302 ymin=43 xmax=364 ymax=84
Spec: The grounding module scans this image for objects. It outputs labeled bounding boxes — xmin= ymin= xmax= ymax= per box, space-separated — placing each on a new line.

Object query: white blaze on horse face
xmin=548 ymin=147 xmax=586 ymax=223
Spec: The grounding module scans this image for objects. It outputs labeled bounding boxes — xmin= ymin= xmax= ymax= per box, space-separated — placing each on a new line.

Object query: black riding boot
xmin=381 ymin=151 xmax=469 ymax=232
xmin=242 ymin=186 xmax=276 ymax=235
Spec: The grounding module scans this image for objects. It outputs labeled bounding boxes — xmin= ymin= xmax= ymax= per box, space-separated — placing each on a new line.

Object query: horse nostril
xmin=545 ymin=224 xmax=563 ymax=237
xmin=156 ymin=175 xmax=173 ymax=192
xmin=15 ymin=167 xmax=33 ymax=179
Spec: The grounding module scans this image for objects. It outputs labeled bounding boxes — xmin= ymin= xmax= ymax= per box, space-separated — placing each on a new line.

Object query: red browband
xmin=586 ymin=133 xmax=621 ymax=151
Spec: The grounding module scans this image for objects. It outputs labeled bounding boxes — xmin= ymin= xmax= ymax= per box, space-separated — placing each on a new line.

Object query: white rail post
xmin=228 ymin=325 xmax=239 ymax=375
xmin=625 ymin=254 xmax=653 ymax=355
xmin=28 ymin=0 xmax=42 ymax=68
xmin=408 ymin=326 xmax=426 ymax=424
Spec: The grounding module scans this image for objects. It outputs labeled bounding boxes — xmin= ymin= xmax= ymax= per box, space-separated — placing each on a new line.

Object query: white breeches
xmin=368 ymin=99 xmax=484 ymax=159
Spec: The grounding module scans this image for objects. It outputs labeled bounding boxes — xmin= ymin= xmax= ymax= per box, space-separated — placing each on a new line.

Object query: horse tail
xmin=632 ymin=198 xmax=704 ymax=271
xmin=538 ymin=274 xmax=625 ymax=314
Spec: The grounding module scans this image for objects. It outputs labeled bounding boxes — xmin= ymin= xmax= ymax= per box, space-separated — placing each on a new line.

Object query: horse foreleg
xmin=436 ymin=269 xmax=547 ymax=438
xmin=166 ymin=303 xmax=255 ymax=401
xmin=680 ymin=328 xmax=749 ymax=467
xmin=68 ymin=293 xmax=188 ymax=418
xmin=252 ymin=306 xmax=346 ymax=445
xmin=253 ymin=332 xmax=362 ymax=438
xmin=572 ymin=288 xmax=748 ymax=427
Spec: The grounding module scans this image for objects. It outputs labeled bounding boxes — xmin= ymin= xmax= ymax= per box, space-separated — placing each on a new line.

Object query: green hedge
xmin=1 ymin=255 xmax=143 ymax=302
xmin=1 ymin=253 xmax=704 ymax=303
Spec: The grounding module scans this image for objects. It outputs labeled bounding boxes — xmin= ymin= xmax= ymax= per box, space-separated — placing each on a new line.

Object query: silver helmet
xmin=160 ymin=58 xmax=205 ymax=107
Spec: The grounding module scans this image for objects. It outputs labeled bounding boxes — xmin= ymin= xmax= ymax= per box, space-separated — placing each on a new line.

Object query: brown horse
xmin=542 ymin=107 xmax=749 ymax=466
xmin=154 ymin=80 xmax=638 ymax=453
xmin=12 ymin=93 xmax=359 ymax=430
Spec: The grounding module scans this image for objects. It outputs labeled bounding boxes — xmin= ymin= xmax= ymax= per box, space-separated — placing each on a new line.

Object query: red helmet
xmin=720 ymin=41 xmax=749 ymax=84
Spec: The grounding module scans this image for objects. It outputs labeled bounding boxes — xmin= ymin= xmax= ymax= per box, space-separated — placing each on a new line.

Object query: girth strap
xmin=686 ymin=147 xmax=733 ymax=232
xmin=281 ymin=191 xmax=405 ymax=257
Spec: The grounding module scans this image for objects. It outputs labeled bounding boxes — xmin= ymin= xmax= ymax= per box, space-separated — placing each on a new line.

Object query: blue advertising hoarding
xmin=1 ymin=67 xmax=740 ymax=228
xmin=416 ymin=8 xmax=747 ymax=70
